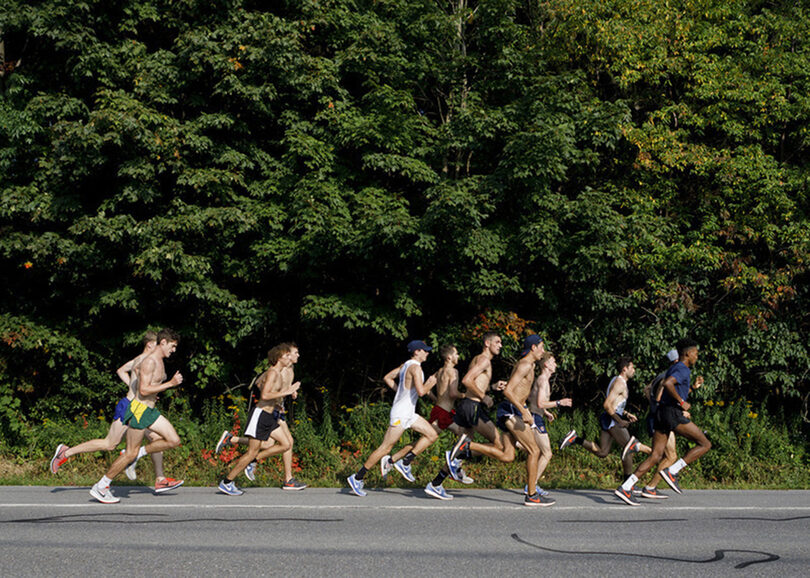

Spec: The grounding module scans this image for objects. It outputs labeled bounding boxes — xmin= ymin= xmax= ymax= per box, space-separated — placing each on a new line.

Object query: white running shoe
xmin=244 ymin=461 xmax=256 ymax=481
xmin=90 ymin=483 xmax=120 ymax=504
xmin=215 ymin=430 xmax=233 ymax=454
xmin=621 ymin=436 xmax=641 ymax=461
xmin=124 ymin=454 xmax=139 ymax=481
xmin=380 ymin=455 xmax=393 ymax=478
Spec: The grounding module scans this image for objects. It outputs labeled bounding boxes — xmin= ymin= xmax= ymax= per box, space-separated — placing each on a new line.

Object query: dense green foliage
xmin=1 ymin=1 xmax=808 ymax=454
xmin=3 ymin=396 xmax=807 ymax=489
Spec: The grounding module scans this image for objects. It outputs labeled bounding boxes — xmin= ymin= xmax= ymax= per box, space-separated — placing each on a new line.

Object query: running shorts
xmin=532 ymin=412 xmax=547 ymax=434
xmin=124 ymin=399 xmax=161 ymax=430
xmin=113 ymin=397 xmax=130 ymax=422
xmin=245 ymin=407 xmax=281 ymax=441
xmin=496 ymin=401 xmax=524 ymax=433
xmin=454 ymin=399 xmax=491 ymax=429
xmin=429 ymin=406 xmax=456 ymax=431
xmin=654 ymin=405 xmax=691 ymax=434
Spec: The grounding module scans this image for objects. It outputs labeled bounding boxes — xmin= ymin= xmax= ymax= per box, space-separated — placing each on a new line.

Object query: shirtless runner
xmin=89 ymin=328 xmax=184 ymax=504
xmin=214 ymin=343 xmax=306 ymax=490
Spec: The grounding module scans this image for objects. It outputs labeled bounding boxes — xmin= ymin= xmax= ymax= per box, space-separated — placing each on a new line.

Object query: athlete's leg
xmin=407 ymin=416 xmax=439 ymax=455
xmin=227 ymin=437 xmax=263 ymax=481
xmin=649 ymin=432 xmax=677 ymax=487
xmin=673 ymin=421 xmax=711 ymax=464
xmin=254 ymin=427 xmax=292 ymax=461
xmin=583 ymin=429 xmax=614 ymax=458
xmin=394 ymin=418 xmax=444 ymax=463
xmin=533 ymin=431 xmax=552 ymax=484
xmin=609 ymin=426 xmax=638 ymax=475
xmin=467 ymin=421 xmax=515 ymax=462
xmin=362 ymin=425 xmax=406 ymax=469
xmin=105 ymin=427 xmax=148 ymax=479
xmin=391 ymin=444 xmax=414 ymax=463
xmin=65 ymin=420 xmax=128 ymax=457
xmin=141 ymin=416 xmax=181 ymax=454
xmin=506 ymin=419 xmax=540 ymax=495
xmin=278 ymin=421 xmax=295 ymax=481
xmin=144 ymin=429 xmax=166 ymax=480
xmin=631 ymin=430 xmax=669 ymax=479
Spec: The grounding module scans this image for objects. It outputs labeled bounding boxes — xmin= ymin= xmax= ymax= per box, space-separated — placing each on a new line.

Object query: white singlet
xmin=389 ymin=359 xmax=422 ymax=430
xmin=605 ymin=376 xmax=627 ymax=429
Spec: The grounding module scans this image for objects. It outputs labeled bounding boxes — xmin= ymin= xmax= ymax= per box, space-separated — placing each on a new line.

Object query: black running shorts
xmin=453 ymin=399 xmax=491 ymax=429
xmin=654 ymin=405 xmax=691 ymax=434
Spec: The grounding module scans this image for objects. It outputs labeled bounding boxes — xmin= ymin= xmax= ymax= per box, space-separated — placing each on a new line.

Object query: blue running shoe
xmin=424 ymin=482 xmax=453 ymax=500
xmin=218 ymin=479 xmax=243 ymax=496
xmin=244 ymin=461 xmax=256 ymax=481
xmin=523 ymin=484 xmax=549 ymax=497
xmin=347 ymin=474 xmax=367 ymax=496
xmin=393 ymin=459 xmax=415 ymax=482
xmin=446 ymin=451 xmax=462 ymax=481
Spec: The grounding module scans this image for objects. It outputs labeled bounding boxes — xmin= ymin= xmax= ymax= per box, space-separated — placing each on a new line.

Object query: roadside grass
xmin=2 ymin=397 xmax=808 ymax=490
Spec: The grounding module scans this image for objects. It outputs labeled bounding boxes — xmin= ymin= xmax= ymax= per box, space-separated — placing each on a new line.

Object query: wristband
xmin=556 ymin=400 xmax=560 ymax=408
xmin=678 ymin=399 xmax=685 ymax=407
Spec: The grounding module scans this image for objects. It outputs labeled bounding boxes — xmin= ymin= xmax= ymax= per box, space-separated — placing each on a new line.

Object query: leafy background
xmin=1 ymin=0 xmax=808 ymax=478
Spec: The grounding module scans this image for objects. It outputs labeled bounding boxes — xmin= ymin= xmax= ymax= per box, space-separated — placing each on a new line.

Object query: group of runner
xmin=49 ymin=328 xmax=711 ymax=507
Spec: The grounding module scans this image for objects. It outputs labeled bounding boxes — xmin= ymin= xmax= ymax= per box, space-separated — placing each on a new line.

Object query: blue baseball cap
xmin=407 ymin=340 xmax=432 ymax=353
xmin=520 ymin=334 xmax=544 ymax=357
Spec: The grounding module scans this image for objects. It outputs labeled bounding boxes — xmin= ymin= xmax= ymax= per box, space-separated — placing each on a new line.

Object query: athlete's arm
xmin=383 ymin=365 xmax=402 ymax=392
xmin=138 ymin=358 xmax=182 ymax=396
xmin=447 ymin=369 xmax=462 ymax=400
xmin=539 ymin=397 xmax=572 ymax=410
xmin=116 ymin=355 xmax=139 ymax=385
xmin=412 ymin=364 xmax=434 ymax=397
xmin=662 ymin=375 xmax=690 ymax=410
xmin=461 ymin=357 xmax=490 ymax=399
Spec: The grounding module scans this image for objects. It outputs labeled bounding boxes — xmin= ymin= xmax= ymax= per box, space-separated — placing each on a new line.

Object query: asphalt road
xmin=0 ymin=486 xmax=808 ymax=576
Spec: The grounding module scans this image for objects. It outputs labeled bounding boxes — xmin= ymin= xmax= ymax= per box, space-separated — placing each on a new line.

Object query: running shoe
xmin=393 ymin=459 xmax=415 ymax=482
xmin=456 ymin=461 xmax=474 ymax=484
xmin=154 ymin=477 xmax=184 ymax=494
xmin=641 ymin=487 xmax=668 ymax=499
xmin=244 ymin=461 xmax=257 ymax=481
xmin=50 ymin=444 xmax=68 ymax=474
xmin=523 ymin=485 xmax=550 ymax=497
xmin=380 ymin=455 xmax=393 ymax=478
xmin=524 ymin=491 xmax=555 ymax=507
xmin=660 ymin=467 xmax=682 ymax=494
xmin=124 ymin=455 xmax=139 ymax=481
xmin=424 ymin=482 xmax=453 ymax=500
xmin=347 ymin=474 xmax=367 ymax=497
xmin=90 ymin=483 xmax=120 ymax=504
xmin=218 ymin=479 xmax=243 ymax=496
xmin=449 ymin=434 xmax=471 ymax=463
xmin=621 ymin=436 xmax=641 ymax=461
xmin=215 ymin=430 xmax=233 ymax=454
xmin=614 ymin=485 xmax=641 ymax=506
xmin=559 ymin=429 xmax=578 ymax=450
xmin=282 ymin=477 xmax=307 ymax=491
xmin=632 ymin=487 xmax=642 ymax=496
xmin=445 ymin=451 xmax=462 ymax=482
